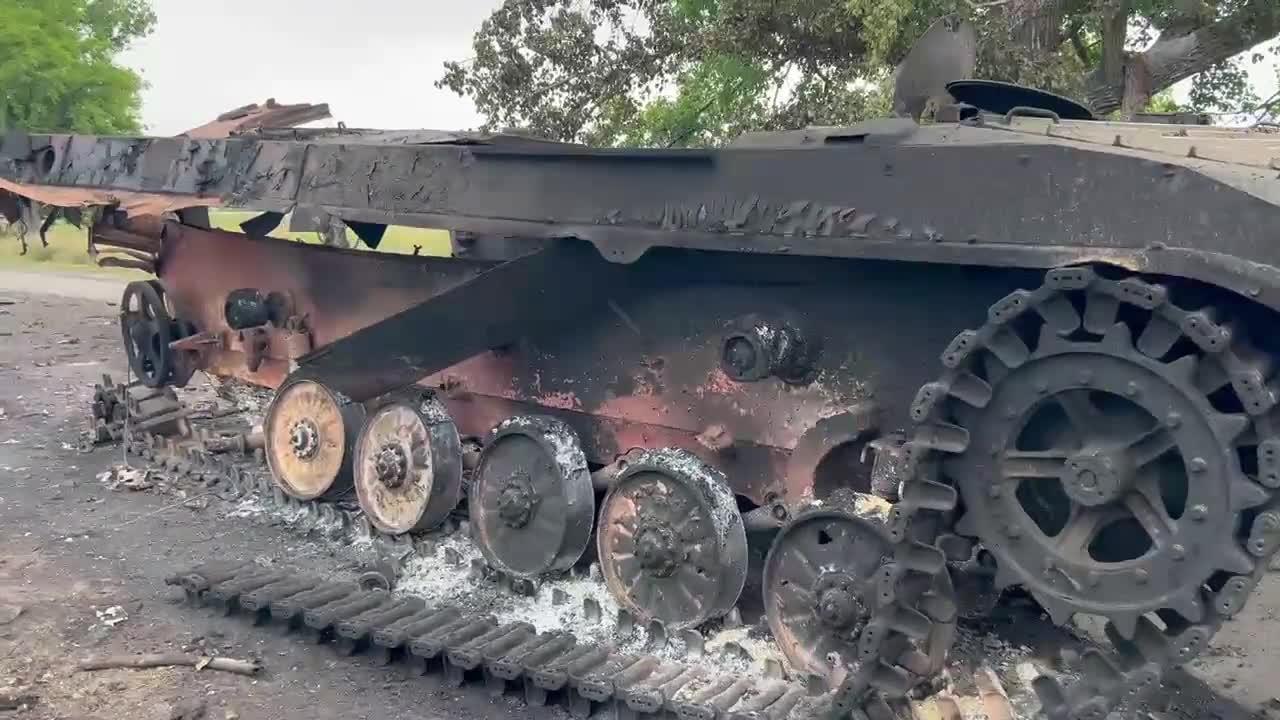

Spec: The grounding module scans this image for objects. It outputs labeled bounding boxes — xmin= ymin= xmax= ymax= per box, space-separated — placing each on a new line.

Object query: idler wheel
xmin=119 ymin=280 xmax=174 ymax=388
xmin=469 ymin=416 xmax=594 ymax=577
xmin=264 ymin=379 xmax=364 ymax=500
xmin=353 ymin=394 xmax=462 ymax=535
xmin=597 ymin=449 xmax=747 ymax=629
xmin=762 ymin=508 xmax=956 ymax=684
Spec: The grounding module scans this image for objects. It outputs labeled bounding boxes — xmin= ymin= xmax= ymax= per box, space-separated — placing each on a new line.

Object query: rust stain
xmin=538 ymin=390 xmax=582 ymax=411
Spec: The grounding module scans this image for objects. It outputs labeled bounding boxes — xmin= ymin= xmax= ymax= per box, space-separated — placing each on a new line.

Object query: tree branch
xmin=1068 ymin=24 xmax=1090 ymax=66
xmin=1005 ymin=0 xmax=1094 ymax=51
xmin=1099 ymin=0 xmax=1130 ymax=88
xmin=1086 ymin=0 xmax=1280 ymax=115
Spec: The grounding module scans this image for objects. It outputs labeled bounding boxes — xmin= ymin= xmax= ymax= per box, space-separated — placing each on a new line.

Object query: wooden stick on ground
xmin=974 ymin=665 xmax=1015 ymax=720
xmin=76 ymin=654 xmax=261 ymax=676
xmin=0 ymin=691 xmax=38 ymax=711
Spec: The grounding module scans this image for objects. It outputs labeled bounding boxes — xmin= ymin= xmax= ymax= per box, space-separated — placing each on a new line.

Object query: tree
xmin=0 ymin=0 xmax=156 ymax=134
xmin=439 ymin=0 xmax=1280 ymax=146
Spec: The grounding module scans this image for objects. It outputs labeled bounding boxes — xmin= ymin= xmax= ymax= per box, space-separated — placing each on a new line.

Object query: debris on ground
xmin=93 ymin=605 xmax=128 ymax=628
xmin=78 ymin=653 xmax=262 ymax=677
xmin=99 ymin=465 xmax=155 ymax=491
xmin=974 ymin=666 xmax=1015 ymax=720
xmin=0 ymin=690 xmax=38 ymax=711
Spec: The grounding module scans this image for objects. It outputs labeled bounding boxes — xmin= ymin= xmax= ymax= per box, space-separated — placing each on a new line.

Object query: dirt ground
xmin=0 ymin=269 xmax=528 ymax=720
xmin=0 ymin=266 xmax=1278 ymax=720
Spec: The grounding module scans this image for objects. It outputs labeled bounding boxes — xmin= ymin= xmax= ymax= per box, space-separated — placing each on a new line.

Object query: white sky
xmin=120 ymin=0 xmax=498 ymax=134
xmin=119 ymin=0 xmax=1279 ymax=135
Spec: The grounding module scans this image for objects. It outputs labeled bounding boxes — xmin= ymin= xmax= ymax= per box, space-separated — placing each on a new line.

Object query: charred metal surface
xmin=596 ymin=449 xmax=748 ymax=630
xmin=720 ymin=314 xmax=817 ymax=384
xmin=291 ymin=241 xmax=630 ymax=401
xmin=0 ymin=99 xmax=329 ymax=225
xmin=184 ymin=99 xmax=331 ymax=140
xmin=6 ymin=124 xmax=1280 ymax=310
xmin=120 ymin=280 xmax=177 ymax=387
xmin=113 ymin=421 xmax=872 ymax=716
xmin=784 ymin=407 xmax=880 ymax=500
xmin=351 ymin=393 xmax=463 ymax=535
xmin=153 ymin=221 xmax=490 ymax=388
xmin=123 ymin=223 xmax=1037 ymax=505
xmin=89 ymin=375 xmax=189 ymax=444
xmin=450 ymin=230 xmax=550 ymax=261
xmin=762 ymin=508 xmax=955 ymax=687
xmin=263 ymin=379 xmax=364 ymax=501
xmin=469 ymin=415 xmax=595 ymax=577
xmin=436 ymin=394 xmax=793 ymax=506
xmin=946 ymin=80 xmax=1095 ymax=120
xmin=895 ymin=267 xmax=1280 ymax=720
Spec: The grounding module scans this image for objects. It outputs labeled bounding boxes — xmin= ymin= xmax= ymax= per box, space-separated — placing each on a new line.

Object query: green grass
xmin=0 ymin=210 xmax=453 ymax=276
xmin=0 ymin=220 xmax=148 ymax=278
xmin=210 ymin=211 xmax=453 ymax=256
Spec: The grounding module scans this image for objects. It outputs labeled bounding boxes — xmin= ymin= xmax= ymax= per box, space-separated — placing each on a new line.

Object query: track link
xmin=116 ymin=400 xmax=964 ymax=719
xmin=895 ymin=266 xmax=1280 ymax=719
xmin=165 ymin=561 xmax=837 ymax=720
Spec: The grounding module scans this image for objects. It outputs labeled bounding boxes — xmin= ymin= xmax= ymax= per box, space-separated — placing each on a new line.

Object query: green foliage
xmin=1187 ymin=57 xmax=1259 ymax=113
xmin=1144 ymin=89 xmax=1185 ymax=113
xmin=0 ymin=0 xmax=155 ymax=133
xmin=587 ymin=55 xmax=772 ymax=147
xmin=442 ymin=0 xmax=1280 ymax=146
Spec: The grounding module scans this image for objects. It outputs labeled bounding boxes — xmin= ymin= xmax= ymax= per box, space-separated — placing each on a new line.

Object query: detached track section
xmin=120 ymin=425 xmax=846 ymax=720
xmin=165 ymin=562 xmax=829 ymax=720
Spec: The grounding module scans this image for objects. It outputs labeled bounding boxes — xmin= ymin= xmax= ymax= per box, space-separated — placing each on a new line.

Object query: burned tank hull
xmin=4 ymin=114 xmax=1280 ymax=720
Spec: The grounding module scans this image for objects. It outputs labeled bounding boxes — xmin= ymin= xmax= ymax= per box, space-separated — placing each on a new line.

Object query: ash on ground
xmin=165 ymin=378 xmax=1130 ymax=719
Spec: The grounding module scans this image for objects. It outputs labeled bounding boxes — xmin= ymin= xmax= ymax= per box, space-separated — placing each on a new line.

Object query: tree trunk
xmin=317 ymin=216 xmax=350 ymax=249
xmin=1008 ymin=0 xmax=1070 ymax=52
xmin=1085 ymin=1 xmax=1280 ymax=115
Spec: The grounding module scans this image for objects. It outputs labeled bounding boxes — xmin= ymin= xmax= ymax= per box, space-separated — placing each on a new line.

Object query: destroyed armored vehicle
xmin=4 ymin=16 xmax=1280 ymax=720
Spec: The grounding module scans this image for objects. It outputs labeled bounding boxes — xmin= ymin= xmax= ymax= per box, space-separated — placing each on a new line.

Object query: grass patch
xmin=210 ymin=211 xmax=452 ymax=256
xmin=0 ymin=221 xmax=147 ymax=278
xmin=0 ymin=210 xmax=452 ymax=277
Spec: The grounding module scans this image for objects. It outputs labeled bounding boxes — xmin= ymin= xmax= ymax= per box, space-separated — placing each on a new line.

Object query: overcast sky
xmin=119 ymin=0 xmax=498 ymax=134
xmin=119 ymin=0 xmax=1278 ymax=135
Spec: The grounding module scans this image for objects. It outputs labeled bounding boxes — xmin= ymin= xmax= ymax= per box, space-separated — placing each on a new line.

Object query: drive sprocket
xmin=895 ymin=266 xmax=1280 ymax=718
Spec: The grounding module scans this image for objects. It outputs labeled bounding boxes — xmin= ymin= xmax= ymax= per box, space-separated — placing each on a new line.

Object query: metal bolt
xmin=1086 ymin=571 xmax=1101 ymax=587
xmin=1005 ymin=407 xmax=1018 ymax=419
xmin=1171 ymin=544 xmax=1186 ymax=561
xmin=1005 ymin=524 xmax=1021 ymax=539
xmin=1126 ymin=382 xmax=1141 ymax=397
xmin=1189 ymin=457 xmax=1207 ymax=473
xmin=1189 ymin=504 xmax=1208 ymax=521
xmin=989 ymin=484 xmax=1003 ymax=499
xmin=1134 ymin=568 xmax=1149 ymax=584
xmin=1078 ymin=371 xmax=1093 ymax=385
xmin=1166 ymin=412 xmax=1182 ymax=428
xmin=1035 ymin=380 xmax=1049 ymax=394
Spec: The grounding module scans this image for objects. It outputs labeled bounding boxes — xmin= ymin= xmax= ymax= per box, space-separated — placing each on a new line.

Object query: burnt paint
xmin=6 ymin=126 xmax=1280 ymax=312
xmin=153 ymin=225 xmax=1037 ymax=504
